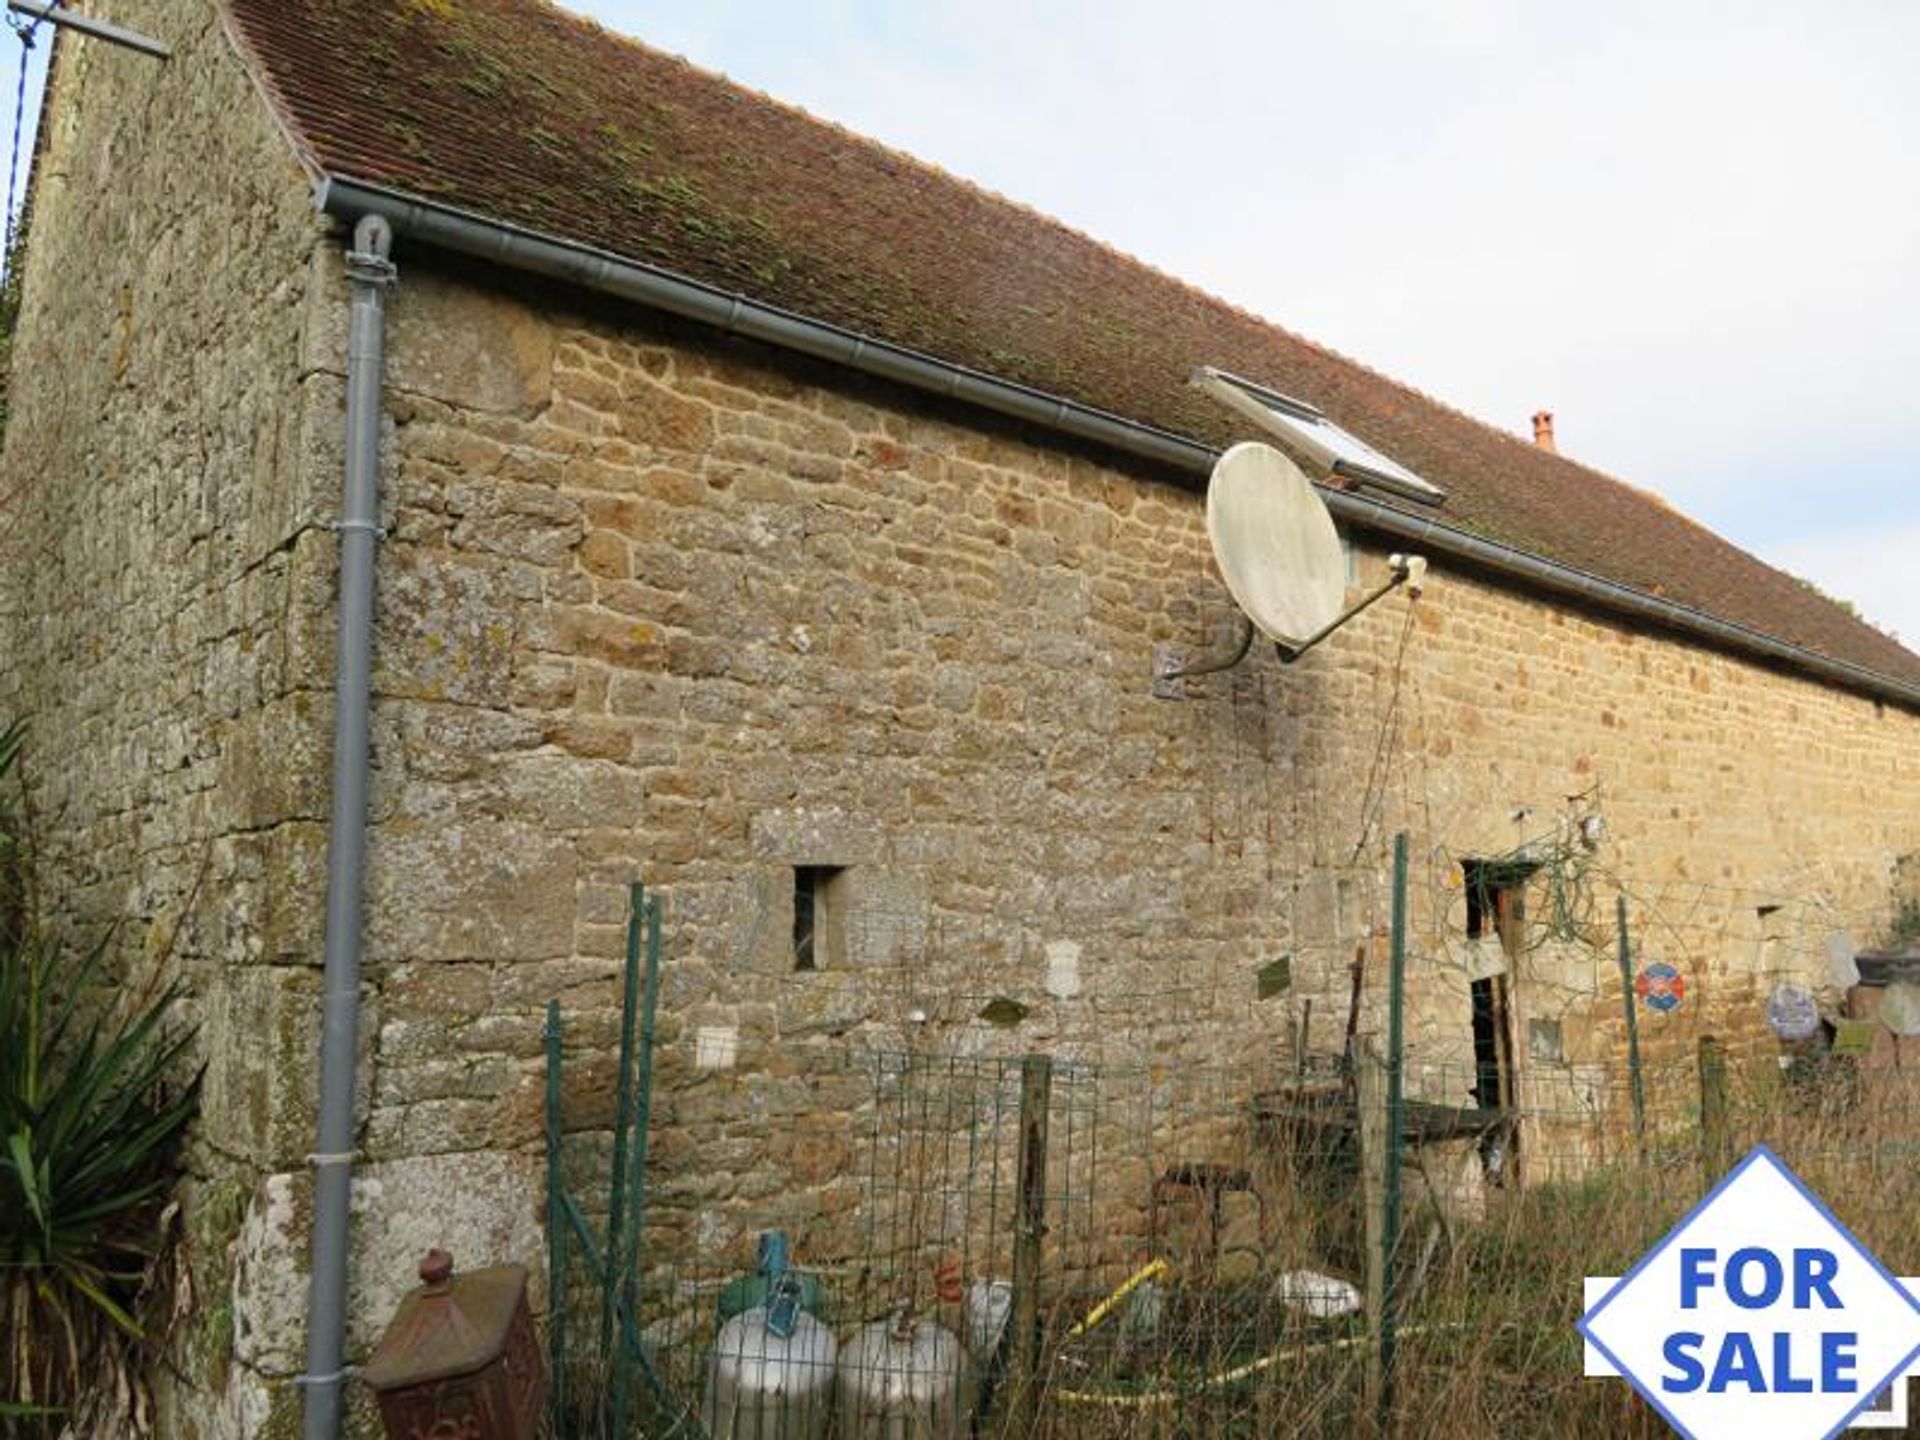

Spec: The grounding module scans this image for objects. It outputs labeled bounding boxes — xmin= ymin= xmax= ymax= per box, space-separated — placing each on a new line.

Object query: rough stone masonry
xmin=2 ymin=3 xmax=1918 ymax=1435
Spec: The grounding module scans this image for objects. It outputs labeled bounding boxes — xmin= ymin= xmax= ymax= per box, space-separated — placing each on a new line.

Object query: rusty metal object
xmin=362 ymin=1250 xmax=547 ymax=1440
xmin=1148 ymin=1163 xmax=1268 ymax=1284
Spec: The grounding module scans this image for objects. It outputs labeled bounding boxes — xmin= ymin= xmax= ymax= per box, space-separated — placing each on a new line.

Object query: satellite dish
xmin=1154 ymin=440 xmax=1428 ymax=694
xmin=1206 ymin=442 xmax=1348 ymax=648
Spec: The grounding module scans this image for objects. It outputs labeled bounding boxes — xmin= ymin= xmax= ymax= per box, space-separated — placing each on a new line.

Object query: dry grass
xmin=553 ymin=1048 xmax=1920 ymax=1437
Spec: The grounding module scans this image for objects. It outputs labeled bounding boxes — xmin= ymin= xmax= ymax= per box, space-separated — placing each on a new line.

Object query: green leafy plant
xmin=0 ymin=725 xmax=200 ymax=1434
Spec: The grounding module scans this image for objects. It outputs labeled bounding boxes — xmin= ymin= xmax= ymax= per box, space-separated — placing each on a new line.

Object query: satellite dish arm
xmin=1276 ymin=554 xmax=1424 ymax=664
xmin=1158 ymin=613 xmax=1256 ymax=682
xmin=1153 ymin=554 xmax=1427 ymax=696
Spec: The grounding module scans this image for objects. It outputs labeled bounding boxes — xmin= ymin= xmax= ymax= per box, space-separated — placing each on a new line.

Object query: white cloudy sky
xmin=4 ymin=3 xmax=1914 ymax=642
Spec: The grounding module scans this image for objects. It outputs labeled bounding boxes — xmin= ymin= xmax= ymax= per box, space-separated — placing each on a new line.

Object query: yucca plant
xmin=0 ymin=725 xmax=200 ymax=1435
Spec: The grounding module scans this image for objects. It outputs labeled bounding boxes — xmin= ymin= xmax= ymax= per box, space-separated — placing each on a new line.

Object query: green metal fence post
xmin=543 ymin=999 xmax=567 ymax=1432
xmin=623 ymin=894 xmax=664 ymax=1362
xmin=1616 ymin=894 xmax=1647 ymax=1159
xmin=605 ymin=881 xmax=645 ymax=1438
xmin=1006 ymin=1052 xmax=1053 ymax=1436
xmin=1378 ymin=831 xmax=1409 ymax=1433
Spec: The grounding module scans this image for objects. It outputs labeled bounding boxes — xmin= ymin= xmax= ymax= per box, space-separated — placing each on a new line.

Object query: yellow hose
xmin=1063 ymin=1258 xmax=1173 ymax=1340
xmin=1052 ymin=1324 xmax=1442 ymax=1408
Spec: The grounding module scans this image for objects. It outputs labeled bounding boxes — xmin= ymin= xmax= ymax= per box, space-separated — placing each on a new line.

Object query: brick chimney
xmin=1531 ymin=410 xmax=1556 ymax=454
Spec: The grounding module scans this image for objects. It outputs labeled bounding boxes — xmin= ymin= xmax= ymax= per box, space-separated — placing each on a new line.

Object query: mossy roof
xmin=226 ymin=0 xmax=1920 ymax=691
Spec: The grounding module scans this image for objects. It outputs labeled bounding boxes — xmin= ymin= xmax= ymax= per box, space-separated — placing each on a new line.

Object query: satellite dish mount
xmin=1154 ymin=442 xmax=1427 ymax=699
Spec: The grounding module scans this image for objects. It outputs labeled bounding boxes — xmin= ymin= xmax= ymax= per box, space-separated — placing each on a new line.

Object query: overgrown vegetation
xmin=598 ymin=1043 xmax=1920 ymax=1440
xmin=1018 ymin=1091 xmax=1920 ymax=1437
xmin=0 ymin=723 xmax=201 ymax=1436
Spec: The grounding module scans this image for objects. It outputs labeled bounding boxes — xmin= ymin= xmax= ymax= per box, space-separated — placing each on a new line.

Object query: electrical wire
xmin=3 ymin=1 xmax=58 ymax=274
xmin=1347 ymin=597 xmax=1420 ymax=865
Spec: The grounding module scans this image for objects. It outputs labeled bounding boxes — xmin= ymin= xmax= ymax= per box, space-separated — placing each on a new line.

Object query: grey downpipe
xmin=314 ymin=177 xmax=1920 ymax=714
xmin=301 ymin=212 xmax=395 ymax=1440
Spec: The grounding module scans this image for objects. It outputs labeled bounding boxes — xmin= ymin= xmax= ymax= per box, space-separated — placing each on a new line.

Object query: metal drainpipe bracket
xmin=344 ymin=250 xmax=397 ymax=288
xmin=324 ymin=519 xmax=388 ymax=540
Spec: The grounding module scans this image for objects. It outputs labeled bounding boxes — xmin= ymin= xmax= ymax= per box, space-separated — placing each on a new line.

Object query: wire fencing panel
xmin=548 ymin=1027 xmax=1920 ymax=1437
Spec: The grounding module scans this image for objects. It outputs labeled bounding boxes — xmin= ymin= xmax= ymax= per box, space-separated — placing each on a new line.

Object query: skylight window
xmin=1191 ymin=366 xmax=1447 ymax=507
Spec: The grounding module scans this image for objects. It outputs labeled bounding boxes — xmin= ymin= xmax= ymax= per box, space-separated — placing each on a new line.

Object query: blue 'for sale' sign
xmin=1581 ymin=1146 xmax=1920 ymax=1438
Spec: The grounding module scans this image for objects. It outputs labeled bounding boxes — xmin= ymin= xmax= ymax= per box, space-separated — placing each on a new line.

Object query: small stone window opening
xmin=792 ymin=865 xmax=846 ymax=972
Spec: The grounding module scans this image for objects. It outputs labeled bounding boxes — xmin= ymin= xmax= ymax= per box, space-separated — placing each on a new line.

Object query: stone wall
xmin=0 ymin=3 xmax=350 ymax=1434
xmin=347 ymin=256 xmax=1920 ymax=1280
xmin=4 ymin=12 xmax=1919 ymax=1430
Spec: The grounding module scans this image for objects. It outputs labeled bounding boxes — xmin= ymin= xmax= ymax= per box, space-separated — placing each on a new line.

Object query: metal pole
xmin=1006 ymin=1053 xmax=1053 ymax=1434
xmin=1277 ymin=562 xmax=1413 ymax=665
xmin=604 ymin=882 xmax=645 ymax=1438
xmin=544 ymin=1001 xmax=568 ymax=1432
xmin=301 ymin=214 xmax=393 ymax=1440
xmin=1159 ymin=562 xmax=1415 ymax=691
xmin=1378 ymin=831 xmax=1409 ymax=1431
xmin=626 ymin=893 xmax=664 ymax=1311
xmin=1616 ymin=895 xmax=1646 ymax=1159
xmin=616 ymin=891 xmax=665 ymax=1427
xmin=5 ymin=1 xmax=170 ymax=58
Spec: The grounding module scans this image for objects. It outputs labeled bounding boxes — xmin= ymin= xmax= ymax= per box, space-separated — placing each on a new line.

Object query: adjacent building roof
xmin=224 ymin=0 xmax=1920 ymax=692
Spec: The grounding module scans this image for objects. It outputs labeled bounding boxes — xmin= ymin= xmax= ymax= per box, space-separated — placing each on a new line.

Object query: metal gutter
xmin=301 ymin=212 xmax=394 ymax=1440
xmin=316 ymin=176 xmax=1920 ymax=714
xmin=315 ymin=178 xmax=1208 ymax=471
xmin=1319 ymin=490 xmax=1920 ymax=712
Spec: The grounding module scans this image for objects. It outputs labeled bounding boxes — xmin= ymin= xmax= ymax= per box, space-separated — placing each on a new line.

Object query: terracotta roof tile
xmin=225 ymin=0 xmax=1920 ymax=691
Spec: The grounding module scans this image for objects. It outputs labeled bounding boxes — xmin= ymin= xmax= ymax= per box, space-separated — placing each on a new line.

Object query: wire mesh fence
xmin=536 ymin=849 xmax=1920 ymax=1437
xmin=545 ymin=1016 xmax=1920 ymax=1438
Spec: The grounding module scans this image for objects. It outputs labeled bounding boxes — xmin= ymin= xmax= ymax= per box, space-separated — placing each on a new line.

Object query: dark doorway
xmin=1470 ymin=976 xmax=1506 ymax=1110
xmin=1463 ymin=857 xmax=1535 ymax=1183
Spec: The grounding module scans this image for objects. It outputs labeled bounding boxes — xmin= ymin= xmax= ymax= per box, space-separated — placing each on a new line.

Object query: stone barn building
xmin=3 ymin=0 xmax=1919 ymax=1433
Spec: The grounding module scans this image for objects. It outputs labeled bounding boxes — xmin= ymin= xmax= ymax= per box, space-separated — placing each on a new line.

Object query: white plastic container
xmin=835 ymin=1308 xmax=975 ymax=1440
xmin=702 ymin=1293 xmax=837 ymax=1440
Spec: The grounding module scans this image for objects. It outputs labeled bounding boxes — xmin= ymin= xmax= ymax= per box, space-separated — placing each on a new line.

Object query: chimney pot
xmin=1531 ymin=410 xmax=1556 ymax=454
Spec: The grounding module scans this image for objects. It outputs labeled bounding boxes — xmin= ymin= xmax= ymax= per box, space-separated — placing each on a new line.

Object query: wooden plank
xmin=1356 ymin=1042 xmax=1387 ymax=1430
